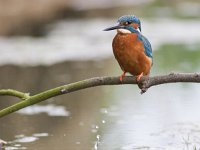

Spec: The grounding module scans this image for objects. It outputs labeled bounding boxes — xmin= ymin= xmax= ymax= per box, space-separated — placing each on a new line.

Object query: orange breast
xmin=112 ymin=33 xmax=152 ymax=76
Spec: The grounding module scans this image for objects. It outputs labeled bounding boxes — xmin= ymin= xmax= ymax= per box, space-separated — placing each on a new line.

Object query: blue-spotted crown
xmin=118 ymin=15 xmax=141 ymax=31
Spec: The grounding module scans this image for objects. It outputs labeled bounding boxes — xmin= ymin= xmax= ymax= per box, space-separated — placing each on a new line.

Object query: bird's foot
xmin=119 ymin=71 xmax=126 ymax=82
xmin=136 ymin=72 xmax=144 ymax=82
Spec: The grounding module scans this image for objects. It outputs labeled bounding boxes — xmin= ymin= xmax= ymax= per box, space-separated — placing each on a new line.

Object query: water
xmin=99 ymin=85 xmax=200 ymax=150
xmin=0 ymin=18 xmax=200 ymax=150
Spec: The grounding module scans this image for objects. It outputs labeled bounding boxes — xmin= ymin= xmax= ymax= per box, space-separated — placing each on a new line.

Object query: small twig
xmin=0 ymin=73 xmax=200 ymax=118
xmin=0 ymin=89 xmax=30 ymax=100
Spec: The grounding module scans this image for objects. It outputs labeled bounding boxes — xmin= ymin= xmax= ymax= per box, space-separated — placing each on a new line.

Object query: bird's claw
xmin=136 ymin=72 xmax=144 ymax=82
xmin=119 ymin=71 xmax=126 ymax=82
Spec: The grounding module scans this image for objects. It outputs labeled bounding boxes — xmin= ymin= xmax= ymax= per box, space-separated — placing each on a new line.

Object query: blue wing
xmin=141 ymin=35 xmax=153 ymax=58
xmin=137 ymin=33 xmax=153 ymax=59
xmin=137 ymin=33 xmax=153 ymax=65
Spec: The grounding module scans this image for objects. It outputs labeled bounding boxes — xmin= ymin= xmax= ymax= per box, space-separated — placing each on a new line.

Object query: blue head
xmin=104 ymin=15 xmax=141 ymax=33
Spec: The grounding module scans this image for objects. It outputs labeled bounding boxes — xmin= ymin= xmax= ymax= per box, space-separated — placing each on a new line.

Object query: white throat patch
xmin=117 ymin=29 xmax=131 ymax=34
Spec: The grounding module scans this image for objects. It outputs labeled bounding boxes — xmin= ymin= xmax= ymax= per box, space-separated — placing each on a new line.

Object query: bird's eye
xmin=124 ymin=21 xmax=131 ymax=25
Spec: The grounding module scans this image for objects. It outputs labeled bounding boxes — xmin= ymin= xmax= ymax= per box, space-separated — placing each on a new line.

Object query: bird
xmin=104 ymin=15 xmax=153 ymax=82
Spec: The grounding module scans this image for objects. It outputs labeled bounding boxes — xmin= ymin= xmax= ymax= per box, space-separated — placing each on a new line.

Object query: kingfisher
xmin=104 ymin=15 xmax=153 ymax=82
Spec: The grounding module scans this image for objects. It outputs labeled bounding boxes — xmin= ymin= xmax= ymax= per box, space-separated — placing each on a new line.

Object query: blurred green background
xmin=0 ymin=0 xmax=200 ymax=150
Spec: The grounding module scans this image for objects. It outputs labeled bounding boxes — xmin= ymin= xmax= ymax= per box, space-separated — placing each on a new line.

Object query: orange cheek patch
xmin=131 ymin=23 xmax=139 ymax=29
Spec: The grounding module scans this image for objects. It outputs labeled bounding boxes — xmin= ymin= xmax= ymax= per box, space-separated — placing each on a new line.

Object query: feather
xmin=141 ymin=35 xmax=153 ymax=58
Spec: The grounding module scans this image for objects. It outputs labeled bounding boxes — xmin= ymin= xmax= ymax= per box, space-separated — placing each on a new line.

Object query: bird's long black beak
xmin=103 ymin=23 xmax=123 ymax=31
xmin=139 ymin=26 xmax=141 ymax=32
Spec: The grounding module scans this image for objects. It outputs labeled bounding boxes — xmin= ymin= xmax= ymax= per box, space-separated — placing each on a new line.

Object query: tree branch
xmin=0 ymin=73 xmax=200 ymax=118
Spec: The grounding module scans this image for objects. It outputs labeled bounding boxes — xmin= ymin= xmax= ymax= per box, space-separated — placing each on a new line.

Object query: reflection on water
xmin=1 ymin=18 xmax=200 ymax=149
xmin=17 ymin=104 xmax=70 ymax=117
xmin=6 ymin=133 xmax=49 ymax=150
xmin=15 ymin=135 xmax=39 ymax=143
